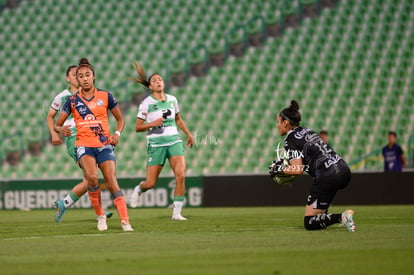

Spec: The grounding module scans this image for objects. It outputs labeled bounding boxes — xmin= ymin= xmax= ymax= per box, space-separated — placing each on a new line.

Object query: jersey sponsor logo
xmin=161 ymin=109 xmax=172 ymax=119
xmin=78 ymin=106 xmax=87 ymax=115
xmin=75 ymin=101 xmax=85 ymax=107
xmin=85 ymin=114 xmax=96 ymax=121
xmin=79 ymin=114 xmax=101 ymax=127
xmin=294 ymin=128 xmax=311 ymax=139
xmin=324 ymin=154 xmax=341 ymax=168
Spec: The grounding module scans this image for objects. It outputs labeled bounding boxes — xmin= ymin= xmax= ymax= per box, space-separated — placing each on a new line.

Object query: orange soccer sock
xmin=113 ymin=191 xmax=129 ymax=222
xmin=87 ymin=186 xmax=105 ymax=216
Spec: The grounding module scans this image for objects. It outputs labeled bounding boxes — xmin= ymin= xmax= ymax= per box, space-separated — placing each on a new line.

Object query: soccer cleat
xmin=104 ymin=211 xmax=113 ymax=219
xmin=54 ymin=199 xmax=67 ymax=223
xmin=129 ymin=185 xmax=141 ymax=208
xmin=341 ymin=209 xmax=356 ymax=232
xmin=121 ymin=220 xmax=134 ymax=232
xmin=96 ymin=211 xmax=113 ymax=221
xmin=172 ymin=214 xmax=188 ymax=221
xmin=97 ymin=215 xmax=108 ymax=231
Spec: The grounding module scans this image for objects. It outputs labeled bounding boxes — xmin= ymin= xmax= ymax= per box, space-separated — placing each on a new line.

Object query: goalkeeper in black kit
xmin=269 ymin=100 xmax=356 ymax=232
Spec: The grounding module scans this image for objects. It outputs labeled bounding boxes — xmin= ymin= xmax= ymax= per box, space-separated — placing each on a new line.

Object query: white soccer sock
xmin=137 ymin=183 xmax=143 ymax=195
xmin=172 ymin=201 xmax=184 ymax=217
xmin=63 ymin=193 xmax=77 ymax=208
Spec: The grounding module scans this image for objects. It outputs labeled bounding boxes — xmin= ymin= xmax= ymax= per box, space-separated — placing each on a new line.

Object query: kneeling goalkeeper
xmin=269 ymin=100 xmax=356 ymax=232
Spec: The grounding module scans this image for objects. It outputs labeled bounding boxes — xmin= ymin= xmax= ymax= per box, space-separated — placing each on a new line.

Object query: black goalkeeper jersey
xmin=284 ymin=127 xmax=343 ymax=178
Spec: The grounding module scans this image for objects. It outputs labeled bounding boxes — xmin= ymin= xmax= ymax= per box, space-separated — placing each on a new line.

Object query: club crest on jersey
xmin=97 ymin=99 xmax=104 ymax=106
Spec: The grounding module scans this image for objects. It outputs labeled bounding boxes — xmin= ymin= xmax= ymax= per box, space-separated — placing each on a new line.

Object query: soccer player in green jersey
xmin=129 ymin=62 xmax=194 ymax=220
xmin=46 ymin=65 xmax=112 ymax=223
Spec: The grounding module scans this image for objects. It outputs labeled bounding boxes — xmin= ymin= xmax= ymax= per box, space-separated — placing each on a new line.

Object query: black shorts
xmin=306 ymin=160 xmax=351 ymax=210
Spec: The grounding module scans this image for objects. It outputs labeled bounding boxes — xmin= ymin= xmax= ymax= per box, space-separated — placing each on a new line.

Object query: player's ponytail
xmin=129 ymin=61 xmax=150 ymax=87
xmin=129 ymin=61 xmax=162 ymax=90
xmin=279 ymin=100 xmax=301 ymax=126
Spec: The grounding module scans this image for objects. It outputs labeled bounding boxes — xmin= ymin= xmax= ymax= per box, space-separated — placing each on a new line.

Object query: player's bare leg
xmin=169 ymin=155 xmax=187 ymax=220
xmin=129 ymin=165 xmax=163 ymax=208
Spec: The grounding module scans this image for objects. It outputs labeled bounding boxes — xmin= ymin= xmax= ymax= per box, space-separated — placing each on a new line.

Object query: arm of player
xmin=283 ymin=158 xmax=305 ymax=175
xmin=46 ymin=108 xmax=63 ymax=145
xmin=54 ymin=112 xmax=71 ymax=137
xmin=135 ymin=117 xmax=164 ymax=132
xmin=109 ymin=105 xmax=125 ymax=146
xmin=175 ymin=113 xmax=194 ymax=148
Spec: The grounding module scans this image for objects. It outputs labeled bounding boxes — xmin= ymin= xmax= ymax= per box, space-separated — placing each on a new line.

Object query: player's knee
xmin=86 ymin=174 xmax=99 ymax=186
xmin=103 ymin=174 xmax=117 ymax=187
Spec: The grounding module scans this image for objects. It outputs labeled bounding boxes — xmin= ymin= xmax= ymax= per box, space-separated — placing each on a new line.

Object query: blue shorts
xmin=76 ymin=145 xmax=116 ymax=165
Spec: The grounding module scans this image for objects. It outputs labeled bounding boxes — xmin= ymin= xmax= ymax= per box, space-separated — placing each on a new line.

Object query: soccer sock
xmin=304 ymin=213 xmax=342 ymax=230
xmin=87 ymin=186 xmax=105 ymax=216
xmin=113 ymin=190 xmax=129 ymax=222
xmin=63 ymin=192 xmax=80 ymax=208
xmin=172 ymin=196 xmax=185 ymax=217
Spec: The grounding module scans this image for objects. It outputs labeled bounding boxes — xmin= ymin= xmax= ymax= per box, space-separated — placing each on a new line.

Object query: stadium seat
xmin=1 ymin=0 xmax=413 ymax=177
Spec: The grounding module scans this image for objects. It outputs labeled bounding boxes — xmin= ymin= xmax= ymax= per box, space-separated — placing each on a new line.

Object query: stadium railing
xmin=348 ymin=148 xmax=383 ymax=171
xmin=349 ymin=133 xmax=414 ymax=171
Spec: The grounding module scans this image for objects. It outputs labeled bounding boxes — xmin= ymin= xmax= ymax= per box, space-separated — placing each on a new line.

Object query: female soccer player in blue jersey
xmin=128 ymin=62 xmax=194 ymax=220
xmin=269 ymin=100 xmax=356 ymax=232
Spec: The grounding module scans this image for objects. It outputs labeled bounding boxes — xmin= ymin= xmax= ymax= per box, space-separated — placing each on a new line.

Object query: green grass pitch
xmin=1 ymin=205 xmax=413 ymax=274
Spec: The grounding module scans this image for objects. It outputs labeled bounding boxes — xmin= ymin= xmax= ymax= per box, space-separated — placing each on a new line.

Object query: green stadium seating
xmin=1 ymin=0 xmax=413 ymax=178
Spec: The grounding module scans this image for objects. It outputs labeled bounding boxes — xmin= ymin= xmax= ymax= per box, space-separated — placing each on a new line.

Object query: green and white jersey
xmin=50 ymin=89 xmax=76 ymax=136
xmin=137 ymin=94 xmax=182 ymax=147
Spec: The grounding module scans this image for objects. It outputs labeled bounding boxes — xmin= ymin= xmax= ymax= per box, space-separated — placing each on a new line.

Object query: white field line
xmin=2 ymin=233 xmax=129 ymax=241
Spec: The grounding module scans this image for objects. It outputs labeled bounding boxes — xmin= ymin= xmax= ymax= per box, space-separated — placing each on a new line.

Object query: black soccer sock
xmin=304 ymin=213 xmax=342 ymax=230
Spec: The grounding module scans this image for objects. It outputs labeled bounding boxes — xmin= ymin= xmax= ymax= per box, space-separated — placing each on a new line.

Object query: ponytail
xmin=129 ymin=61 xmax=150 ymax=87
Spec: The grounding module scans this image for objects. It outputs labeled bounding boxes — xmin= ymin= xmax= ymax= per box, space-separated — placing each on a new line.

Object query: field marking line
xmin=2 ymin=233 xmax=125 ymax=241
